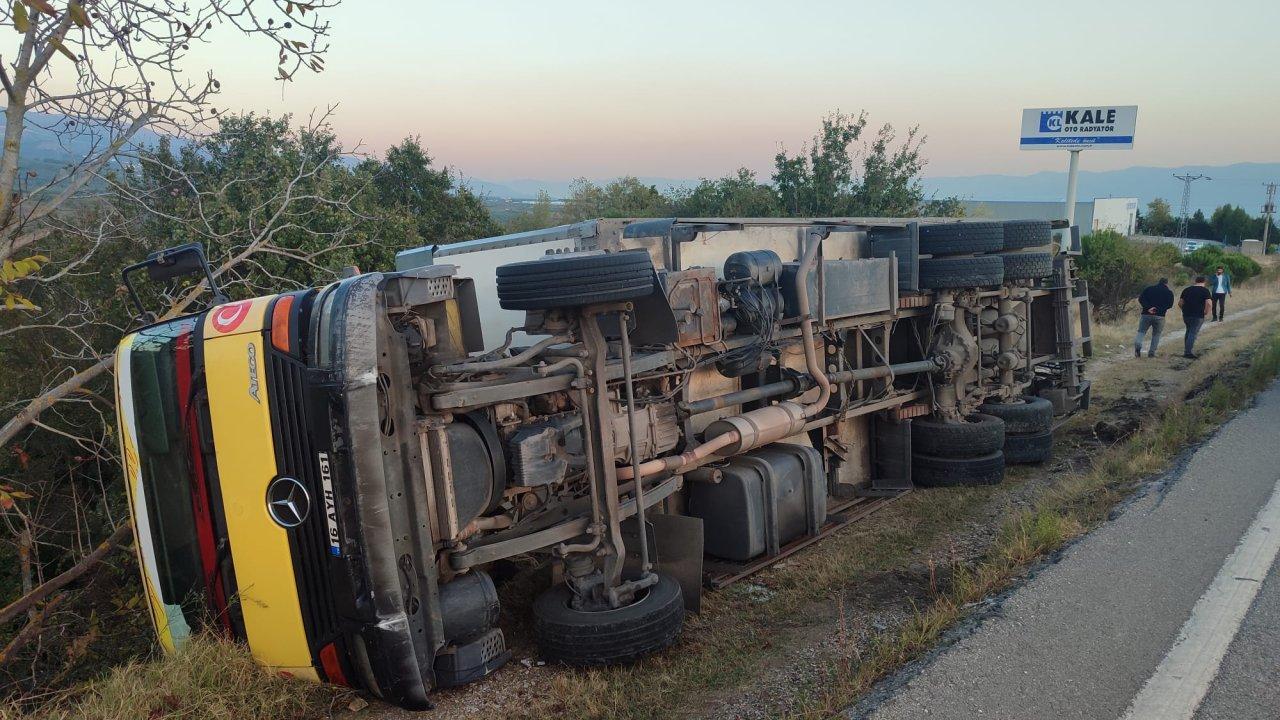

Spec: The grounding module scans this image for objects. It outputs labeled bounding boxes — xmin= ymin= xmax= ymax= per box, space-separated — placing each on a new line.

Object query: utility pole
xmin=1263 ymin=182 xmax=1277 ymax=252
xmin=1064 ymin=150 xmax=1082 ymax=226
xmin=1174 ymin=173 xmax=1210 ymax=238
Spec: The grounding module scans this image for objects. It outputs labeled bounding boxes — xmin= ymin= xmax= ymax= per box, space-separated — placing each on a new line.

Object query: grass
xmin=777 ymin=324 xmax=1280 ymax=720
xmin=0 ymin=636 xmax=346 ymax=720
xmin=1091 ymin=274 xmax=1280 ymax=350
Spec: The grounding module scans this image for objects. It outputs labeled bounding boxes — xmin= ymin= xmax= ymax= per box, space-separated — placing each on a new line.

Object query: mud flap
xmin=622 ymin=514 xmax=704 ymax=613
xmin=864 ymin=415 xmax=913 ymax=495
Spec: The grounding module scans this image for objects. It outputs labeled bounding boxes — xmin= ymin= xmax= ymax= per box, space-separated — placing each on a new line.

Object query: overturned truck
xmin=114 ymin=218 xmax=1090 ymax=708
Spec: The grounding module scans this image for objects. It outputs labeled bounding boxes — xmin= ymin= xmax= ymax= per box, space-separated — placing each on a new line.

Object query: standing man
xmin=1210 ymin=265 xmax=1232 ymax=321
xmin=1134 ymin=278 xmax=1174 ymax=357
xmin=1179 ymin=275 xmax=1214 ymax=359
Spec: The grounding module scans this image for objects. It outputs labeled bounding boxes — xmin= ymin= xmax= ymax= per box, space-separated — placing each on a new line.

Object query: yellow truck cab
xmin=116 ymin=246 xmax=499 ymax=709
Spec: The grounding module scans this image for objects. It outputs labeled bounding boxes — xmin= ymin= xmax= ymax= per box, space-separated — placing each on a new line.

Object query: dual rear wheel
xmin=910 ymin=396 xmax=1055 ymax=488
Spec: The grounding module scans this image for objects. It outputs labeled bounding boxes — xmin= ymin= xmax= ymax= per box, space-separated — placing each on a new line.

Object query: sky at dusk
xmin=195 ymin=0 xmax=1280 ymax=182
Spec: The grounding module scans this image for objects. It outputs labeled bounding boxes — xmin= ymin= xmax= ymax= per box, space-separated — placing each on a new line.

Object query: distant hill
xmin=0 ymin=111 xmax=170 ymax=191
xmin=466 ymin=176 xmax=696 ymax=201
xmin=922 ymin=162 xmax=1279 ymax=215
xmin=473 ymin=163 xmax=1280 ymax=215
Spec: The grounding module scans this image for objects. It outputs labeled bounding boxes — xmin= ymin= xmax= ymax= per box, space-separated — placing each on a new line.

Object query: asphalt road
xmin=858 ymin=381 xmax=1280 ymax=720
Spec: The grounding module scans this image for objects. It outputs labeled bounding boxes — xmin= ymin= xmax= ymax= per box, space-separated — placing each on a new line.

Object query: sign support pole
xmin=1064 ymin=149 xmax=1081 ymax=226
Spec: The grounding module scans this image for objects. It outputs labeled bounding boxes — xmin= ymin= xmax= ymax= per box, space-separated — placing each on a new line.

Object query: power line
xmin=1263 ymin=182 xmax=1277 ymax=251
xmin=1173 ymin=173 xmax=1211 ymax=238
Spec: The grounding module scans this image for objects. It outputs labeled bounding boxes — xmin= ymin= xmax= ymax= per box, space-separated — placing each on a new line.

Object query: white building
xmin=961 ymin=197 xmax=1139 ymax=235
xmin=1091 ymin=198 xmax=1140 ymax=235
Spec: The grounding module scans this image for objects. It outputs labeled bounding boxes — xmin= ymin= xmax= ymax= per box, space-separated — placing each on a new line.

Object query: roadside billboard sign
xmin=1019 ymin=106 xmax=1138 ymax=150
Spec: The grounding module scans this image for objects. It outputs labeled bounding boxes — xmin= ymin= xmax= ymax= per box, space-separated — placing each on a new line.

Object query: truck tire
xmin=911 ymin=414 xmax=1005 ymax=458
xmin=1004 ymin=429 xmax=1053 ymax=464
xmin=497 ymin=252 xmax=656 ymax=310
xmin=534 ymin=574 xmax=683 ymax=666
xmin=918 ymin=221 xmax=1004 ymax=255
xmin=918 ymin=255 xmax=1004 ymax=289
xmin=1001 ymin=220 xmax=1052 ymax=251
xmin=912 ymin=450 xmax=1005 ymax=487
xmin=1000 ymin=251 xmax=1054 ymax=282
xmin=979 ymin=395 xmax=1053 ymax=434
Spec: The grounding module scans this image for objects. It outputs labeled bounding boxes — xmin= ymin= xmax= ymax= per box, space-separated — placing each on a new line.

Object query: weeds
xmin=0 ymin=636 xmax=345 ymax=720
xmin=781 ymin=328 xmax=1280 ymax=720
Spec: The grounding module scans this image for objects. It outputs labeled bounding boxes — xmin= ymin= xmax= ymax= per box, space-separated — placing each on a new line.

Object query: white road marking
xmin=1121 ymin=476 xmax=1280 ymax=720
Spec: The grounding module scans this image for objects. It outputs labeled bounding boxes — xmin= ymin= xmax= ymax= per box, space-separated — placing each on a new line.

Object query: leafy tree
xmin=1209 ymin=204 xmax=1254 ymax=245
xmin=126 ymin=114 xmax=415 ymax=293
xmin=559 ymin=176 xmax=669 ymax=223
xmin=357 ymin=138 xmax=500 ymax=250
xmin=919 ymin=195 xmax=967 ymax=218
xmin=668 ymin=169 xmax=779 ymax=217
xmin=773 ymin=112 xmax=866 ymax=215
xmin=1139 ymin=198 xmax=1177 ymax=236
xmin=1078 ymin=230 xmax=1163 ymax=321
xmin=849 ymin=124 xmax=930 ymax=216
xmin=536 ymin=111 xmax=957 ymax=227
xmin=506 ymin=190 xmax=558 ymax=232
xmin=1186 ymin=209 xmax=1214 ymax=240
xmin=770 ymin=112 xmax=938 ymax=217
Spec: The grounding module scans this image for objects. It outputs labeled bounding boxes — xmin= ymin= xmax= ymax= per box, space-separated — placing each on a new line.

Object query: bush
xmin=1182 ymin=246 xmax=1261 ymax=284
xmin=1148 ymin=242 xmax=1183 ymax=268
xmin=1078 ymin=231 xmax=1162 ymax=321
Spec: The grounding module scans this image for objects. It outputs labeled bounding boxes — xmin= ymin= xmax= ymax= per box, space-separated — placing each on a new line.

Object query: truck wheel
xmin=979 ymin=395 xmax=1053 ymax=434
xmin=999 ymin=251 xmax=1054 ymax=282
xmin=1001 ymin=220 xmax=1052 ymax=250
xmin=912 ymin=451 xmax=1005 ymax=487
xmin=918 ymin=221 xmax=1004 ymax=255
xmin=496 ymin=252 xmax=656 ymax=311
xmin=1004 ymin=429 xmax=1053 ymax=464
xmin=911 ymin=414 xmax=1005 ymax=458
xmin=534 ymin=574 xmax=684 ymax=667
xmin=918 ymin=255 xmax=1004 ymax=289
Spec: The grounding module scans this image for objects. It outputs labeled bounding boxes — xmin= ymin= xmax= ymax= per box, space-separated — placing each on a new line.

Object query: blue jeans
xmin=1134 ymin=315 xmax=1165 ymax=355
xmin=1183 ymin=316 xmax=1205 ymax=356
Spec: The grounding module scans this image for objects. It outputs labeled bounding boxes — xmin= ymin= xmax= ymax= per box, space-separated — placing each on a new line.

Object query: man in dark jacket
xmin=1134 ymin=278 xmax=1175 ymax=357
xmin=1179 ymin=276 xmax=1214 ymax=359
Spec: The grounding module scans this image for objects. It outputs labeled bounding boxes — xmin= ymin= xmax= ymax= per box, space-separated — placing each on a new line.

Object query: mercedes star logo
xmin=266 ymin=476 xmax=310 ymax=528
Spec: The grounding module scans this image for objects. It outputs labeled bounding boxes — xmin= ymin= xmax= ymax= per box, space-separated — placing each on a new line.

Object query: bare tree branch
xmin=0 ymin=523 xmax=130 ymax=628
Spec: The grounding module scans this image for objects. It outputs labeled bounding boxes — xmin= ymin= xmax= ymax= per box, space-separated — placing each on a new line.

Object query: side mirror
xmin=121 ymin=243 xmax=227 ymax=323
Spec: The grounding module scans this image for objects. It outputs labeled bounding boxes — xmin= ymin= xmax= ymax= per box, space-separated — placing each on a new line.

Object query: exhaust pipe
xmin=618 ymin=234 xmax=834 ymax=481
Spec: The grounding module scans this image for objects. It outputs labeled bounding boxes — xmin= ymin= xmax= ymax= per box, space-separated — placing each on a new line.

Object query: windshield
xmin=119 ymin=316 xmax=209 ymax=644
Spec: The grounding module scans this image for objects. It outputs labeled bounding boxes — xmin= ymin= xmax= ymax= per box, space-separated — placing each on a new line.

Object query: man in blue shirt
xmin=1134 ymin=278 xmax=1174 ymax=357
xmin=1210 ymin=265 xmax=1232 ymax=321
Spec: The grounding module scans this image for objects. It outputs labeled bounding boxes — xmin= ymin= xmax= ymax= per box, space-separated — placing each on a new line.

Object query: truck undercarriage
xmin=116 ymin=217 xmax=1091 ymax=708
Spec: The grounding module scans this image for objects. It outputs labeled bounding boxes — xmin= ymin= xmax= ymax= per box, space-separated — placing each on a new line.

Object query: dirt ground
xmin=354 ymin=296 xmax=1280 ymax=720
